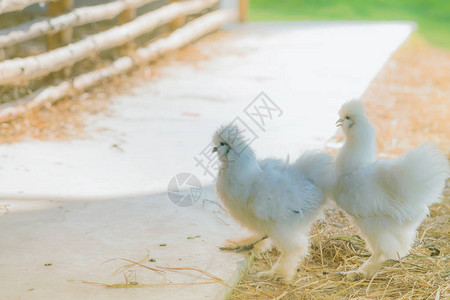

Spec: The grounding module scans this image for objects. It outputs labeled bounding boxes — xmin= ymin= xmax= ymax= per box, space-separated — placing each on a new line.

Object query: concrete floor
xmin=0 ymin=22 xmax=413 ymax=299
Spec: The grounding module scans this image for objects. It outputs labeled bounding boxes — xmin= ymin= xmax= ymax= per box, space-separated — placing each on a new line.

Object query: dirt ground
xmin=0 ymin=30 xmax=232 ymax=144
xmin=230 ymin=35 xmax=450 ymax=300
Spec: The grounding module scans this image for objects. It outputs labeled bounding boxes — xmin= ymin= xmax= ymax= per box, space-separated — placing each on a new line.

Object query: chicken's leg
xmin=258 ymin=234 xmax=308 ymax=284
xmin=253 ymin=238 xmax=273 ymax=259
xmin=220 ymin=234 xmax=266 ymax=251
xmin=345 ymin=251 xmax=384 ymax=281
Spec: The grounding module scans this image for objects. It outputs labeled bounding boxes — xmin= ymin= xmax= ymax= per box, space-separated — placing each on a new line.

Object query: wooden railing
xmin=0 ymin=0 xmax=238 ymax=122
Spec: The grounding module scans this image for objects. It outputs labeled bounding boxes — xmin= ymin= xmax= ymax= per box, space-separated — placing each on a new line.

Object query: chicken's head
xmin=212 ymin=124 xmax=250 ymax=162
xmin=336 ymin=99 xmax=367 ymax=134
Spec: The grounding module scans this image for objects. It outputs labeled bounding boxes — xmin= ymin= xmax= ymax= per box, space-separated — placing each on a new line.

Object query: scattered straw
xmin=0 ymin=204 xmax=10 ymax=216
xmin=109 ymin=251 xmax=152 ymax=275
xmin=220 ymin=236 xmax=268 ymax=252
xmin=81 ymin=252 xmax=227 ymax=289
xmin=81 ymin=280 xmax=220 ymax=288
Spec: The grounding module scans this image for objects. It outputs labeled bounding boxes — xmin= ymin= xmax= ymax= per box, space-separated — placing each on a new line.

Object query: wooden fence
xmin=0 ymin=0 xmax=242 ymax=123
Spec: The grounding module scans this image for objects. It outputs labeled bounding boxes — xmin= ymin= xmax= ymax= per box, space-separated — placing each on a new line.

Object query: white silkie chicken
xmin=334 ymin=100 xmax=449 ymax=280
xmin=212 ymin=124 xmax=335 ymax=283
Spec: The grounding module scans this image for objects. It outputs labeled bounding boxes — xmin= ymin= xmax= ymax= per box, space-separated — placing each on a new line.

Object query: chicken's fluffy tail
xmin=294 ymin=152 xmax=336 ymax=196
xmin=395 ymin=142 xmax=449 ymax=207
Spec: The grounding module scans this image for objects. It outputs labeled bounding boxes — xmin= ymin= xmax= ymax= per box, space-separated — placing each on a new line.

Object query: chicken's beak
xmin=212 ymin=146 xmax=218 ymax=153
xmin=336 ymin=118 xmax=344 ymax=127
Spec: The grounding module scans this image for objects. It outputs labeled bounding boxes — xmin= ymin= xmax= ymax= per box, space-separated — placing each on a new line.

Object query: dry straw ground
xmin=230 ymin=36 xmax=450 ymax=300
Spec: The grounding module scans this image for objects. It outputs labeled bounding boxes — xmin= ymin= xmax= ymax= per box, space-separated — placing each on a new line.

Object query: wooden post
xmin=169 ymin=0 xmax=186 ymax=30
xmin=117 ymin=8 xmax=137 ymax=54
xmin=117 ymin=8 xmax=136 ymax=25
xmin=47 ymin=0 xmax=73 ymax=50
xmin=239 ymin=0 xmax=249 ymax=23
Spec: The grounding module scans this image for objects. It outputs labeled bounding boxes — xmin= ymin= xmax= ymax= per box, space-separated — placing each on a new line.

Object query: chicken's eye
xmin=220 ymin=142 xmax=226 ymax=146
xmin=345 ymin=116 xmax=350 ymax=120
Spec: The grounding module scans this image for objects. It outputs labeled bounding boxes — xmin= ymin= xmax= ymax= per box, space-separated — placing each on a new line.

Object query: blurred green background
xmin=250 ymin=0 xmax=450 ymax=49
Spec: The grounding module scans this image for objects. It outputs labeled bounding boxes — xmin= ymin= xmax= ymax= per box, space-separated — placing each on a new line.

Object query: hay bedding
xmin=230 ymin=36 xmax=450 ymax=299
xmin=230 ymin=200 xmax=449 ymax=299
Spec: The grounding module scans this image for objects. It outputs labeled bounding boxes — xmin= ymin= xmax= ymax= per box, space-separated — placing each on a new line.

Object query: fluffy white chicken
xmin=334 ymin=100 xmax=449 ymax=280
xmin=212 ymin=124 xmax=335 ymax=283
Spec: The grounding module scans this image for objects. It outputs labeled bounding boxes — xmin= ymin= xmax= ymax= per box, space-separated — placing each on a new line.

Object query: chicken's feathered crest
xmin=339 ymin=99 xmax=365 ymax=119
xmin=213 ymin=124 xmax=254 ymax=156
